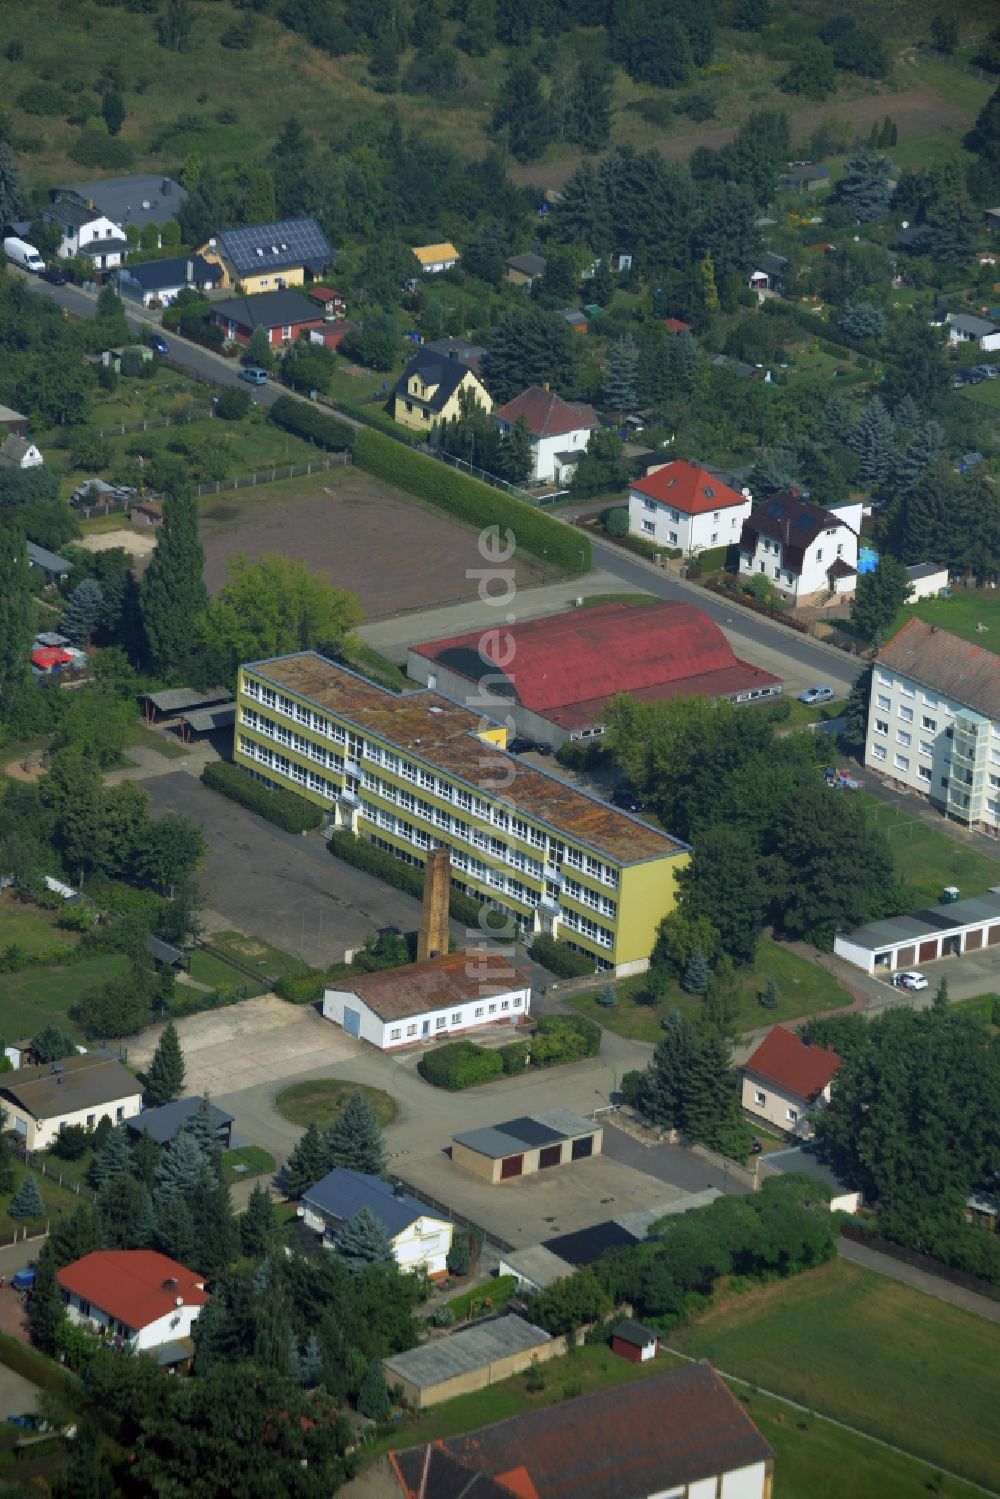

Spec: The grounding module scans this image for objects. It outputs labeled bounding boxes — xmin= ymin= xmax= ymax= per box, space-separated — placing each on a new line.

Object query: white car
xmin=895 ymin=971 xmax=928 ymax=991
xmin=798 ymin=685 xmax=835 ymax=705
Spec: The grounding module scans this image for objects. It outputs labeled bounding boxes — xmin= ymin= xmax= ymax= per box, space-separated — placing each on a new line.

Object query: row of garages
xmin=834 ymin=890 xmax=1000 ymax=975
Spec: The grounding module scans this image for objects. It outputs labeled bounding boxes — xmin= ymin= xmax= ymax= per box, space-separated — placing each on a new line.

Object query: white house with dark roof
xmin=300 ymin=1167 xmax=453 ymax=1277
xmin=739 ymin=490 xmax=859 ymax=605
xmin=0 ymin=1054 xmax=142 ymax=1149
xmin=0 ymin=436 xmax=43 ymax=470
xmin=866 ymin=618 xmax=1000 ymax=830
xmin=493 ymin=386 xmax=600 ymax=484
xmin=51 ymin=175 xmax=187 ymax=237
xmin=116 ymin=255 xmax=222 ymax=307
xmin=43 ymin=199 xmax=129 ymax=270
xmin=946 ymin=313 xmax=1000 ymax=352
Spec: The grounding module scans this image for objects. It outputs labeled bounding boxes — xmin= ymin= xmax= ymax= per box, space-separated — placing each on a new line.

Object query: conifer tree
xmin=596 ymin=982 xmax=617 ymax=1008
xmin=335 ymin=1207 xmax=395 ymax=1273
xmin=602 ymin=334 xmax=639 ymax=414
xmin=357 ymin=1360 xmax=391 ymax=1421
xmin=28 ymin=1243 xmax=65 ymax=1352
xmin=154 ymin=1192 xmax=197 ymax=1265
xmin=98 ymin=1175 xmax=155 ymax=1249
xmin=683 ymin=947 xmax=712 ymax=995
xmin=240 ymin=1183 xmax=277 ymax=1258
xmin=933 ymin=976 xmax=950 ymax=1011
xmin=145 ymin=1021 xmax=186 ymax=1106
xmin=9 ymin=1175 xmax=44 ymax=1219
xmin=130 ymin=1128 xmax=160 ymax=1194
xmin=155 ymin=1129 xmax=209 ymax=1203
xmin=325 ymin=1094 xmax=387 ymax=1179
xmin=282 ymin=1122 xmax=330 ymax=1198
xmin=90 ymin=1124 xmax=132 ymax=1189
xmin=60 ymin=576 xmax=104 ymax=650
xmin=139 ymin=488 xmax=207 ymax=674
xmin=847 ymin=396 xmax=895 ymax=488
xmin=894 ymin=420 xmax=944 ymax=496
xmin=0 ymin=527 xmax=33 ymax=705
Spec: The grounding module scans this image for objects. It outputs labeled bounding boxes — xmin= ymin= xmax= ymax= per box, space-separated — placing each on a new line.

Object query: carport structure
xmin=142 ymin=686 xmax=229 ymax=725
xmin=834 ymin=890 xmax=1000 ymax=975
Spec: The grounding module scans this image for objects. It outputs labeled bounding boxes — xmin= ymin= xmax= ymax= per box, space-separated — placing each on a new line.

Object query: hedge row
xmin=420 ymin=1041 xmax=503 ymax=1091
xmin=323 ymin=394 xmax=419 ymax=444
xmin=275 ymin=972 xmax=326 ymax=1005
xmin=528 ymin=934 xmax=595 ymax=978
xmin=269 ymin=394 xmax=355 ymax=452
xmin=201 ymin=761 xmax=324 ymax=833
xmin=499 ymin=1041 xmax=529 ymax=1075
xmin=167 ymin=985 xmax=248 ymax=1020
xmin=353 ymin=427 xmax=591 ymax=574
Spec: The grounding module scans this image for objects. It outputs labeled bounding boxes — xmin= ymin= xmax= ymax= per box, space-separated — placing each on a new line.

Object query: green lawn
xmin=0 ymin=1165 xmax=93 ymax=1241
xmin=669 ymin=1258 xmax=1000 ymax=1492
xmin=205 ymin=931 xmax=311 ymax=982
xmin=362 ymin=1336 xmax=986 ymax=1498
xmin=123 ymin=723 xmax=189 ymax=761
xmin=952 ymin=992 xmax=999 ymax=1028
xmin=566 ymin=938 xmax=854 ymax=1044
xmin=910 ymin=54 xmax=995 ymax=115
xmin=443 ymin=1275 xmax=517 ymax=1322
xmin=222 ymin=1146 xmax=275 ymax=1184
xmin=886 ymin=588 xmax=1000 ymax=650
xmin=0 ymin=895 xmax=77 ymax=953
xmin=275 ymin=1079 xmax=397 ymax=1131
xmin=779 ymin=698 xmax=843 ymax=730
xmin=0 ymin=954 xmax=127 ymax=1043
xmin=855 ymin=791 xmax=1000 ymax=905
xmin=186 ymin=949 xmax=265 ymax=996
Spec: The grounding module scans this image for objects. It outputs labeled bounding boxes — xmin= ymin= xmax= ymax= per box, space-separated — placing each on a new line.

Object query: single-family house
xmin=0 ymin=1053 xmax=142 ymax=1149
xmin=51 ymin=175 xmax=187 ymax=239
xmin=945 ymin=312 xmax=1000 ymax=352
xmin=741 ymin=1026 xmax=841 ymax=1138
xmin=391 ymin=348 xmax=492 ymax=434
xmin=305 ymin=284 xmax=347 ymax=319
xmin=31 ymin=645 xmax=73 ymax=675
xmin=116 ymin=255 xmax=222 ymax=307
xmin=57 ymin=1250 xmax=208 ymax=1357
xmin=210 ymin=289 xmax=323 ymax=348
xmin=26 ymin=541 xmax=70 ymax=585
xmin=492 ymin=385 xmax=600 ymax=484
xmin=505 ymin=252 xmax=546 ymax=289
xmin=0 ymin=404 xmax=28 ymax=437
xmin=749 ymin=251 xmax=789 ymax=295
xmin=387 ymin=1362 xmax=775 ymax=1498
xmin=322 ymin=949 xmax=529 ymax=1049
xmin=739 ymin=489 xmax=859 ymax=605
xmin=422 ymin=337 xmax=486 ymax=375
xmin=778 ymin=163 xmax=830 ymax=194
xmin=412 ymin=242 xmax=460 ymax=274
xmin=300 ymin=1167 xmax=453 ymax=1277
xmin=905 ymin=562 xmax=949 ymax=601
xmin=125 ymin=1096 xmax=233 ymax=1151
xmin=864 ymin=618 xmax=1000 ymax=831
xmin=43 ymin=199 xmax=129 ymax=270
xmin=0 ymin=436 xmax=44 ymax=470
xmin=198 ymin=217 xmax=332 ymax=294
xmin=629 ymin=459 xmax=752 ymax=555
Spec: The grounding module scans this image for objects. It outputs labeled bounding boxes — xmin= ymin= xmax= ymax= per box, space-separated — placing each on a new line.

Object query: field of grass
xmin=275 ymin=1079 xmax=397 ymax=1131
xmin=669 ymin=1258 xmax=1000 ymax=1492
xmin=960 ymin=378 xmax=1000 ymax=409
xmin=444 ymin=1275 xmax=518 ymax=1323
xmin=185 ymin=949 xmax=263 ymax=996
xmin=855 ymin=791 xmax=1000 ymax=904
xmin=123 ymin=723 xmax=188 ymax=761
xmin=205 ymin=931 xmax=310 ymax=983
xmin=0 ymin=895 xmax=77 ymax=953
xmin=0 ymin=1165 xmax=92 ymax=1242
xmin=952 ymin=992 xmax=999 ymax=1027
xmin=886 ymin=587 xmax=1000 ymax=649
xmin=222 ymin=1146 xmax=275 ymax=1184
xmin=909 ymin=54 xmax=995 ymax=116
xmin=566 ymin=937 xmax=854 ymax=1044
xmin=579 ymin=592 xmax=660 ymax=609
xmin=0 ymin=953 xmax=127 ymax=1044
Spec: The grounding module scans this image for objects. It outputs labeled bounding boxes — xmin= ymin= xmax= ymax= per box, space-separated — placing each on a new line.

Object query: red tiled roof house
xmin=741 ymin=1026 xmax=841 ymax=1139
xmin=629 ymin=459 xmax=753 ymax=557
xmin=407 ymin=600 xmax=781 ymax=748
xmin=57 ymin=1250 xmax=209 ymax=1354
xmin=493 ymin=385 xmax=599 ymax=485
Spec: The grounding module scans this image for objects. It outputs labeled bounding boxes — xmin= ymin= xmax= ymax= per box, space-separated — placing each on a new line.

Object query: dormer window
xmin=704 ymin=486 xmax=715 ymax=498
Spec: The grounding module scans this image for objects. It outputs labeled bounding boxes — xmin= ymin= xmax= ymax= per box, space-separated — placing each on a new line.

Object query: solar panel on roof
xmin=766 ymin=501 xmax=785 ymax=517
xmin=793 ymin=514 xmax=814 ymax=530
xmin=218 ymin=218 xmax=332 ymax=275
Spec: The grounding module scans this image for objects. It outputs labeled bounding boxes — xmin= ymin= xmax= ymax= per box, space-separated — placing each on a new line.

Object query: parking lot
xmin=868 ymin=946 xmax=1000 ymax=1008
xmin=143 ymin=771 xmax=428 ymax=966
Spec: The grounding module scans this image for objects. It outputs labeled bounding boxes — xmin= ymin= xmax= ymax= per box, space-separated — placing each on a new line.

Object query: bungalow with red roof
xmin=629 ymin=459 xmax=753 ymax=556
xmin=741 ymin=1026 xmax=841 ymax=1138
xmin=57 ymin=1250 xmax=209 ymax=1356
xmin=407 ymin=600 xmax=781 ymax=748
xmin=493 ymin=385 xmax=600 ymax=485
xmin=306 ymin=285 xmax=347 ymax=318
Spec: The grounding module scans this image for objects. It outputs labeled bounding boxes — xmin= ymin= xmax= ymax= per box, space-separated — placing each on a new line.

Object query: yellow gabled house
xmin=412 ymin=242 xmax=460 ymax=274
xmin=197 ymin=216 xmax=332 ymax=295
xmin=392 ymin=349 xmax=492 ymax=434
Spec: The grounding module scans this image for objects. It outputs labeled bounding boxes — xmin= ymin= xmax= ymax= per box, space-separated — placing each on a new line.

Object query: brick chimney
xmin=417 ymin=845 xmax=451 ymax=962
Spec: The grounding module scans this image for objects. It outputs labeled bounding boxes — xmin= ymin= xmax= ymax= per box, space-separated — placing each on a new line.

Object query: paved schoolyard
xmin=198 ymin=469 xmax=543 ymax=617
xmin=143 ymin=772 xmax=426 ymax=968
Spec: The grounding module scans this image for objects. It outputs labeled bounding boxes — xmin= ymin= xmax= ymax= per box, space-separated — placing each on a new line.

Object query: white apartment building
xmin=866 ymin=618 xmax=1000 ymax=832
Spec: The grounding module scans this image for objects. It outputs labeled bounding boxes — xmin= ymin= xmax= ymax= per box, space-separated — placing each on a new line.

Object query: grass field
xmin=443 ymin=1275 xmax=518 ymax=1322
xmin=0 ymin=954 xmax=127 ymax=1044
xmin=670 ymin=1259 xmax=1000 ymax=1491
xmin=566 ymin=937 xmax=854 ymax=1044
xmin=855 ymin=791 xmax=1000 ymax=904
xmin=0 ymin=1165 xmax=92 ymax=1242
xmin=0 ymin=895 xmax=77 ymax=953
xmin=960 ymin=378 xmax=1000 ymax=410
xmin=275 ymin=1079 xmax=397 ymax=1131
xmin=123 ymin=723 xmax=188 ymax=761
xmin=186 ymin=949 xmax=265 ymax=996
xmin=205 ymin=931 xmax=310 ymax=983
xmin=886 ymin=588 xmax=1000 ymax=649
xmin=952 ymin=992 xmax=999 ymax=1028
xmin=222 ymin=1146 xmax=275 ymax=1184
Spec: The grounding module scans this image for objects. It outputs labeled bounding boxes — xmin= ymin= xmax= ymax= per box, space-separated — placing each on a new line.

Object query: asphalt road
xmin=22 ymin=269 xmax=862 ymax=695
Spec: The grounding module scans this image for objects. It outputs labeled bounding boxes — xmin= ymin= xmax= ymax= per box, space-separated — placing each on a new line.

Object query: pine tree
xmin=760 ymin=976 xmax=779 ymax=1008
xmin=641 ymin=1011 xmax=697 ymax=1125
xmin=491 ymin=61 xmax=552 ymax=163
xmin=90 ymin=1124 xmax=131 ymax=1189
xmin=98 ymin=1175 xmax=155 ymax=1249
xmin=596 ymin=982 xmax=617 ymax=1008
xmin=837 ymin=150 xmax=893 ymax=222
xmin=933 ymin=976 xmax=949 ymax=1011
xmin=894 ymin=420 xmax=944 ymax=496
xmin=240 ymin=1184 xmax=277 ymax=1258
xmin=178 ymin=1095 xmax=220 ymax=1163
xmin=851 ymin=555 xmax=913 ymax=644
xmin=838 ymin=298 xmax=885 ymax=342
xmin=602 ymin=334 xmax=639 ymax=414
xmin=894 ymin=394 xmax=922 ymax=433
xmin=139 ymin=488 xmax=207 ymax=675
xmin=28 ymin=1244 xmax=65 ymax=1353
xmin=591 ymin=259 xmax=614 ymax=308
xmin=847 ymin=396 xmax=895 ymax=488
xmin=154 ymin=1192 xmax=197 ymax=1264
xmin=357 ymin=1360 xmax=391 ymax=1421
xmin=497 ymin=418 xmax=533 ymax=484
xmin=188 ymin=1166 xmax=237 ymax=1279
xmin=682 ymin=1028 xmax=735 ymax=1148
xmin=298 ymin=1331 xmax=323 ymax=1388
xmin=282 ymin=1122 xmax=330 ymax=1198
xmin=682 ymin=947 xmax=712 ymax=995
xmin=9 ymin=1174 xmax=44 ymax=1219
xmin=130 ymin=1128 xmax=160 ymax=1194
xmin=335 ymin=1207 xmax=395 ymax=1273
xmin=145 ymin=1021 xmax=186 ymax=1106
xmin=245 ymin=325 xmax=273 ymax=370
xmin=0 ymin=528 xmax=33 ymax=704
xmin=155 ymin=1129 xmax=209 ymax=1203
xmin=325 ymin=1094 xmax=387 ymax=1179
xmin=0 ymin=1135 xmax=16 ymax=1196
xmin=102 ymin=89 xmax=125 ymax=136
xmin=821 ymin=392 xmax=853 ymax=445
xmin=841 ymin=660 xmax=874 ymax=757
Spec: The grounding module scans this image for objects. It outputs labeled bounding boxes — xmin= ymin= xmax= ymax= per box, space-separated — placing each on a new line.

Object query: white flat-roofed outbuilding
xmin=834 ymin=889 xmax=1000 ymax=975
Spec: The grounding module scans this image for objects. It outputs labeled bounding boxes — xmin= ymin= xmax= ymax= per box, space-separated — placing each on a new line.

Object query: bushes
xmin=499 ymin=1041 xmax=529 ymax=1075
xmin=268 ymin=395 xmax=354 ymax=452
xmin=275 ymin=972 xmax=325 ymax=1004
xmin=201 ymin=761 xmax=323 ymax=833
xmin=327 ymin=831 xmax=499 ymax=930
xmin=531 ymin=1014 xmax=601 ymax=1067
xmin=69 ymin=131 xmax=135 ymax=169
xmin=599 ymin=506 xmax=629 ymax=538
xmin=420 ymin=1042 xmax=503 ymax=1091
xmin=353 ymin=428 xmax=590 ymax=574
xmin=528 ymin=934 xmax=594 ymax=978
